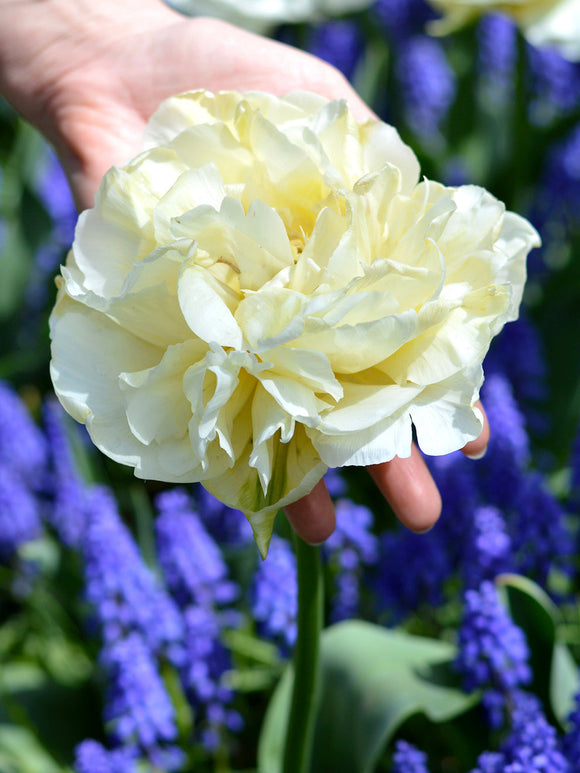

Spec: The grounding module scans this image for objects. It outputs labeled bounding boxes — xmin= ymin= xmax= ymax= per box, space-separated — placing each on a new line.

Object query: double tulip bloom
xmin=50 ymin=90 xmax=539 ymax=554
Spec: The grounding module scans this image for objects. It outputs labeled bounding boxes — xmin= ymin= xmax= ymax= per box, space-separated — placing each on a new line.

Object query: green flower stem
xmin=282 ymin=534 xmax=324 ymax=773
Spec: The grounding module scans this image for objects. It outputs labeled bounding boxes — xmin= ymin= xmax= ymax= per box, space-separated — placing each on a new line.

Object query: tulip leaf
xmin=258 ymin=620 xmax=478 ymax=773
xmin=0 ymin=725 xmax=65 ymax=773
xmin=0 ymin=660 xmax=100 ymax=764
xmin=497 ymin=573 xmax=578 ymax=725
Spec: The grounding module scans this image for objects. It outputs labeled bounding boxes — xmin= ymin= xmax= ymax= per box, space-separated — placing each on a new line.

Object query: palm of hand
xmin=45 ymin=7 xmax=362 ymax=210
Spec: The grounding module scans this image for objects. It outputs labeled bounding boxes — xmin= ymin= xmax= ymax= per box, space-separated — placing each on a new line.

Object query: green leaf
xmin=258 ymin=666 xmax=293 ymax=773
xmin=258 ymin=620 xmax=478 ymax=773
xmin=551 ymin=642 xmax=579 ymax=725
xmin=0 ymin=725 xmax=67 ymax=773
xmin=223 ymin=628 xmax=281 ymax=667
xmin=0 ymin=661 xmax=100 ymax=765
xmin=497 ymin=573 xmax=578 ymax=725
xmin=0 ymin=218 xmax=33 ymax=319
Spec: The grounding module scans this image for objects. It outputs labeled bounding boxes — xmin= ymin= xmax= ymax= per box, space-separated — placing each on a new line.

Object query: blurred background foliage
xmin=3 ymin=1 xmax=580 ymax=772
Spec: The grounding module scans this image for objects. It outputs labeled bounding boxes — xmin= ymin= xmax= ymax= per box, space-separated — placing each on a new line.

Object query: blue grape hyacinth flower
xmin=81 ymin=486 xmax=183 ymax=655
xmin=392 ymin=739 xmax=431 ymax=773
xmin=396 ymin=36 xmax=456 ymax=140
xmin=101 ymin=633 xmax=184 ymax=771
xmin=251 ymin=534 xmax=297 ymax=653
xmin=74 ymin=739 xmax=138 ymax=773
xmin=308 ymin=20 xmax=364 ymax=81
xmin=455 ymin=581 xmax=531 ymax=727
xmin=155 ymin=487 xmax=239 ymax=610
xmin=323 ymin=498 xmax=378 ymax=622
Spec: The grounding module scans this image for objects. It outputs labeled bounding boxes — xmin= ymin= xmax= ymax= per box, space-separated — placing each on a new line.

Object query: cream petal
xmin=492 ymin=211 xmax=539 ymax=320
xmin=119 ymin=340 xmax=207 ymax=446
xmin=72 ymin=207 xmax=142 ymax=299
xmin=153 ymin=163 xmax=226 ymax=244
xmin=289 ymin=206 xmax=346 ymax=292
xmin=178 ymin=263 xmax=244 ymax=348
xmin=319 ymin=209 xmax=369 ymax=287
xmin=350 ymin=164 xmax=404 ymax=254
xmin=105 ymin=258 xmax=194 ymax=348
xmin=526 ymin=0 xmax=580 ymax=60
xmin=172 ymin=197 xmax=293 ymax=291
xmin=258 ymin=372 xmax=323 ymax=426
xmin=241 ymin=199 xmax=295 ymax=268
xmin=356 ymin=252 xmax=444 ymax=311
xmin=443 ymin=248 xmax=498 ymax=293
xmin=272 ymin=90 xmax=333 ymax=118
xmin=236 ymin=289 xmax=307 ymax=350
xmin=319 ymin=285 xmax=400 ymax=326
xmin=170 ymin=199 xmax=243 ymax=252
xmin=305 ymin=99 xmax=364 ymax=186
xmin=62 ymin=241 xmax=212 ymax=350
xmin=249 ymin=384 xmax=295 ymax=493
xmin=298 ymin=308 xmax=419 ymax=374
xmin=152 ymin=437 xmax=209 ymax=479
xmin=204 ymin=423 xmax=327 ymax=557
xmin=52 ymin=290 xmax=220 ymax=484
xmin=310 ymin=406 xmax=414 ymax=467
xmin=143 ymin=90 xmax=242 ymax=148
xmin=168 ymin=123 xmax=254 ymax=185
xmin=438 ymin=186 xmax=505 ymax=256
xmin=184 ymin=346 xmax=260 ymax=464
xmin=317 ymin=379 xmax=422 ymax=434
xmin=264 ymin=345 xmax=343 ymax=401
xmin=241 ymin=105 xmax=317 ymax=178
xmin=359 ymin=120 xmax=421 ymax=194
xmin=240 ymin=106 xmax=330 ymax=208
xmin=410 ymin=367 xmax=484 ymax=455
xmin=50 ymin=299 xmax=161 ymax=461
xmin=384 ymin=290 xmax=509 ymax=386
xmin=72 ymin=149 xmax=189 ymax=298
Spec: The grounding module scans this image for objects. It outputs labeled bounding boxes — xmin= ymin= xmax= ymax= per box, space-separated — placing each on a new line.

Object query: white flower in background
xmin=49 ymin=90 xmax=539 ymax=555
xmin=165 ymin=0 xmax=374 ymax=33
xmin=427 ymin=0 xmax=580 ymax=61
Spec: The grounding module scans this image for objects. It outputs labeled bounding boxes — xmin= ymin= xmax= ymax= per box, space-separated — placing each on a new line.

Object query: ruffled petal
xmin=410 ymin=366 xmax=484 ymax=455
xmin=204 ymin=423 xmax=327 ymax=557
xmin=178 ymin=262 xmax=243 ymax=348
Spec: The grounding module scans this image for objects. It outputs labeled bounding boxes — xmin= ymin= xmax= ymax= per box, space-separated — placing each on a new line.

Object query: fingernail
xmin=465 ymin=448 xmax=487 ymax=460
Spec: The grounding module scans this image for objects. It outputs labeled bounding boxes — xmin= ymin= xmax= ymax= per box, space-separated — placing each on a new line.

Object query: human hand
xmin=0 ymin=0 xmax=372 ymax=209
xmin=284 ymin=408 xmax=489 ymax=544
xmin=0 ymin=0 xmax=490 ymax=543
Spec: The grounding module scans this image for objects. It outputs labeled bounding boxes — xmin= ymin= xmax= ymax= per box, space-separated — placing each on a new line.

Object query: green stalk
xmin=282 ymin=534 xmax=324 ymax=773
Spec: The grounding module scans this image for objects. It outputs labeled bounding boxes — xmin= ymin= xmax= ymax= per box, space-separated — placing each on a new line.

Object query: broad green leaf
xmin=498 ymin=573 xmax=578 ymax=725
xmin=223 ymin=628 xmax=281 ymax=667
xmin=258 ymin=620 xmax=478 ymax=773
xmin=0 ymin=725 xmax=66 ymax=773
xmin=551 ymin=642 xmax=579 ymax=725
xmin=258 ymin=666 xmax=293 ymax=773
xmin=0 ymin=661 xmax=99 ymax=764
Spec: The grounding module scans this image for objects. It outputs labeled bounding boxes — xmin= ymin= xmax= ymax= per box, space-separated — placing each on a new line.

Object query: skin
xmin=0 ymin=0 xmax=490 ymax=544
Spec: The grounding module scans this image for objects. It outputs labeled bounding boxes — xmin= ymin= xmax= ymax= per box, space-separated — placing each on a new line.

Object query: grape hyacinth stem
xmin=282 ymin=534 xmax=324 ymax=773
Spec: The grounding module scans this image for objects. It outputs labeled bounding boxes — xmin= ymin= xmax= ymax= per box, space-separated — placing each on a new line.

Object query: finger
xmin=461 ymin=400 xmax=490 ymax=460
xmin=283 ymin=478 xmax=336 ymax=545
xmin=367 ymin=444 xmax=442 ymax=533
